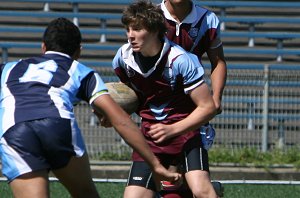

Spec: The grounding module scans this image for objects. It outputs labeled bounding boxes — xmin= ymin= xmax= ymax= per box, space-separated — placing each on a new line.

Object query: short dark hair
xmin=122 ymin=0 xmax=167 ymax=40
xmin=43 ymin=17 xmax=82 ymax=56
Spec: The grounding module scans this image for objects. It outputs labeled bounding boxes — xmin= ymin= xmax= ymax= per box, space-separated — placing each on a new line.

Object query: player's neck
xmin=140 ymin=39 xmax=163 ymax=57
xmin=165 ymin=1 xmax=192 ymax=22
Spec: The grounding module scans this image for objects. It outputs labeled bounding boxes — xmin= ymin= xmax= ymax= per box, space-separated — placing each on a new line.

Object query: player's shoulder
xmin=112 ymin=44 xmax=129 ymax=68
xmin=194 ymin=2 xmax=213 ymax=14
xmin=115 ymin=43 xmax=131 ymax=60
xmin=168 ymin=42 xmax=184 ymax=60
xmin=194 ymin=3 xmax=218 ymax=19
xmin=1 ymin=60 xmax=23 ymax=76
xmin=168 ymin=41 xmax=192 ymax=58
xmin=168 ymin=42 xmax=201 ymax=68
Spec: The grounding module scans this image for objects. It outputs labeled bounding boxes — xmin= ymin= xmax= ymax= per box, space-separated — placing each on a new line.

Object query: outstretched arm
xmin=91 ymin=94 xmax=181 ymax=182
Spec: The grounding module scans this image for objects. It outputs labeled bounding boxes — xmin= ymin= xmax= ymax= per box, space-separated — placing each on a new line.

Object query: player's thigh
xmin=124 ymin=185 xmax=154 ymax=198
xmin=125 ymin=161 xmax=157 ymax=198
xmin=9 ymin=170 xmax=49 ymax=198
xmin=182 ymin=136 xmax=209 ymax=173
xmin=0 ymin=121 xmax=53 ymax=182
xmin=52 ymin=152 xmax=99 ymax=198
xmin=185 ymin=170 xmax=217 ymax=198
xmin=185 ymin=169 xmax=211 ymax=191
xmin=182 ymin=145 xmax=214 ymax=196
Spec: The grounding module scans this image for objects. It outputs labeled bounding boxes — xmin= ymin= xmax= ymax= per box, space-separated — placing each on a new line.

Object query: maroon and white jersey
xmin=160 ymin=1 xmax=222 ymax=59
xmin=112 ymin=38 xmax=205 ymax=159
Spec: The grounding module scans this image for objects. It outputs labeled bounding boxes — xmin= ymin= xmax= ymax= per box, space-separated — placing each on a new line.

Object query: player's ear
xmin=41 ymin=42 xmax=47 ymax=54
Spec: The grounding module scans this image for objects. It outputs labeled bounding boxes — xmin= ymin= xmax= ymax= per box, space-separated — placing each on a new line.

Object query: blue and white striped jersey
xmin=0 ymin=51 xmax=108 ymax=137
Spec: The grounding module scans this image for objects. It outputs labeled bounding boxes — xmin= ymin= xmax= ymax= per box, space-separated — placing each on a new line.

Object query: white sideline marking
xmin=1 ymin=177 xmax=300 ymax=185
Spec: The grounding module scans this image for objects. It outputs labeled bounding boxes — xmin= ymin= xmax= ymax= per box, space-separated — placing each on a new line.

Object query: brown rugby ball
xmin=105 ymin=82 xmax=139 ymax=114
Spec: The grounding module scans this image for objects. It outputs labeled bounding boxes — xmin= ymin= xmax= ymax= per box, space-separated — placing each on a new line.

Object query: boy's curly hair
xmin=122 ymin=0 xmax=167 ymax=40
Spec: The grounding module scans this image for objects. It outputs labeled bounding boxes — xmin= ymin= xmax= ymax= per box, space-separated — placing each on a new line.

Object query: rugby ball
xmin=105 ymin=82 xmax=139 ymax=114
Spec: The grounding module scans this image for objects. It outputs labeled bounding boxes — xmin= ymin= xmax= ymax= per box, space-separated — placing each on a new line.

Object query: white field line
xmin=2 ymin=177 xmax=300 ymax=185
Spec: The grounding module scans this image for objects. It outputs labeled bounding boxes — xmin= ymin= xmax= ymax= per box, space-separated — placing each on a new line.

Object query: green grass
xmin=224 ymin=184 xmax=300 ymax=198
xmin=3 ymin=147 xmax=299 ymax=197
xmin=209 ymin=147 xmax=300 ymax=168
xmin=1 ymin=181 xmax=300 ymax=198
xmin=0 ymin=181 xmax=125 ymax=198
xmin=95 ymin=147 xmax=300 ymax=168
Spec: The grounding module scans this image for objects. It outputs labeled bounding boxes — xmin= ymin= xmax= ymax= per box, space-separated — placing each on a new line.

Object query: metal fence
xmin=212 ymin=64 xmax=300 ymax=152
xmin=75 ymin=64 xmax=300 ymax=159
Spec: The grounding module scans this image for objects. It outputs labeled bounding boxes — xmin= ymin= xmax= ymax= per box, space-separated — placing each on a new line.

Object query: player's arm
xmin=206 ymin=10 xmax=227 ymax=113
xmin=148 ymin=82 xmax=217 ymax=143
xmin=91 ymin=94 xmax=181 ymax=182
xmin=207 ymin=39 xmax=227 ymax=114
xmin=175 ymin=82 xmax=217 ymax=133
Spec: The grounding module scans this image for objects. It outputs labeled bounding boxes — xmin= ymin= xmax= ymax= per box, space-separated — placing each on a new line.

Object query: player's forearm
xmin=208 ymin=45 xmax=227 ymax=102
xmin=171 ymin=104 xmax=217 ymax=136
xmin=171 ymin=83 xmax=218 ymax=134
xmin=211 ymin=61 xmax=227 ymax=102
xmin=92 ymin=95 xmax=159 ymax=169
xmin=211 ymin=61 xmax=226 ymax=114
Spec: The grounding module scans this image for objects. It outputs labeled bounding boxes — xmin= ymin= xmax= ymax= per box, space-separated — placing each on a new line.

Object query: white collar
xmin=121 ymin=37 xmax=171 ymax=77
xmin=160 ymin=0 xmax=198 ymax=24
xmin=45 ymin=51 xmax=71 ymax=58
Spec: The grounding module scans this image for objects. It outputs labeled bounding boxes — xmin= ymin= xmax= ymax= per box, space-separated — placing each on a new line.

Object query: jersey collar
xmin=45 ymin=51 xmax=71 ymax=59
xmin=160 ymin=0 xmax=198 ymax=24
xmin=121 ymin=37 xmax=171 ymax=77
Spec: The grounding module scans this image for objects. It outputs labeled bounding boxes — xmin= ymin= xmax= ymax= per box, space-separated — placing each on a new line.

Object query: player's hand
xmin=148 ymin=123 xmax=176 ymax=143
xmin=152 ymin=164 xmax=182 ymax=185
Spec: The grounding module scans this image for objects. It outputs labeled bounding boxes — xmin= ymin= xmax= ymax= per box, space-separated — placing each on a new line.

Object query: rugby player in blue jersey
xmin=0 ymin=17 xmax=180 ymax=198
xmin=108 ymin=1 xmax=218 ymax=197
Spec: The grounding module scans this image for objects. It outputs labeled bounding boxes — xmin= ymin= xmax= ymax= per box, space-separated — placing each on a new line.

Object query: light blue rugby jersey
xmin=0 ymin=51 xmax=108 ymax=137
xmin=113 ymin=38 xmax=205 ymax=94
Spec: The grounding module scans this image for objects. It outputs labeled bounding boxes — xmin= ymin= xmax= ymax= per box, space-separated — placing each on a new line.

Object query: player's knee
xmin=191 ymin=187 xmax=206 ymax=198
xmin=191 ymin=186 xmax=217 ymax=198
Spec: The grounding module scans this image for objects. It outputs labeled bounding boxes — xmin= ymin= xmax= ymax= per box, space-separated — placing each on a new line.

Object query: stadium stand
xmin=1 ymin=0 xmax=300 ymax=64
xmin=0 ymin=0 xmax=299 ymax=154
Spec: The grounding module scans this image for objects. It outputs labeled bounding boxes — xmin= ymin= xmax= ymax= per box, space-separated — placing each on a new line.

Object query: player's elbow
xmin=207 ymin=102 xmax=218 ymax=119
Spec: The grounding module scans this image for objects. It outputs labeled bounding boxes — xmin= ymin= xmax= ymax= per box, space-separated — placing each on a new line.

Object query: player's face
xmin=126 ymin=26 xmax=158 ymax=55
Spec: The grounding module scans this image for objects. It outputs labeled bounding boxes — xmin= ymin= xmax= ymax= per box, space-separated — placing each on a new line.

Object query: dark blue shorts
xmin=0 ymin=117 xmax=86 ymax=182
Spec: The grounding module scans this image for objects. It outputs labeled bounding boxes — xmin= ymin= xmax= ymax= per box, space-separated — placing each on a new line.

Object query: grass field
xmin=1 ymin=181 xmax=300 ymax=198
